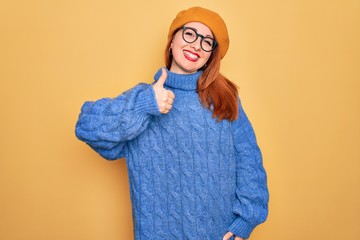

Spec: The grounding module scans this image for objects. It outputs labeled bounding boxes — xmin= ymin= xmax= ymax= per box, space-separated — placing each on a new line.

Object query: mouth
xmin=183 ymin=50 xmax=200 ymax=62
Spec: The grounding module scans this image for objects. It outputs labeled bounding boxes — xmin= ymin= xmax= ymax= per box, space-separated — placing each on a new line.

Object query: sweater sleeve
xmin=75 ymin=83 xmax=160 ymax=160
xmin=228 ymin=101 xmax=269 ymax=239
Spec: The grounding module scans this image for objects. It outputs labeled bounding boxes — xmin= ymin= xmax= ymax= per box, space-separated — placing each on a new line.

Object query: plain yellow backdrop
xmin=1 ymin=0 xmax=359 ymax=239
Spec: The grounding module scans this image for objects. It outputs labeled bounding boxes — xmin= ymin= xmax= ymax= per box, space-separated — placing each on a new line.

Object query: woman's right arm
xmin=75 ymin=83 xmax=160 ymax=160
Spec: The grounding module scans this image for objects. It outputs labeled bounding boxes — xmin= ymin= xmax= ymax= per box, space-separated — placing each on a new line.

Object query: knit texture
xmin=75 ymin=69 xmax=269 ymax=239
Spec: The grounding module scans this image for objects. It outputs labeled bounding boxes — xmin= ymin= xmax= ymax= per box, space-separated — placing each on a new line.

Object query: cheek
xmin=172 ymin=39 xmax=186 ymax=51
xmin=172 ymin=33 xmax=185 ymax=49
xmin=203 ymin=52 xmax=212 ymax=62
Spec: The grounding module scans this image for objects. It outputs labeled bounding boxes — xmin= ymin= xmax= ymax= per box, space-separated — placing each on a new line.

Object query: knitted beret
xmin=168 ymin=6 xmax=229 ymax=59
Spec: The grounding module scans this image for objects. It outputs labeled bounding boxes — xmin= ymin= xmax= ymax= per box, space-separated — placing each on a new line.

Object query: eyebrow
xmin=185 ymin=26 xmax=213 ymax=38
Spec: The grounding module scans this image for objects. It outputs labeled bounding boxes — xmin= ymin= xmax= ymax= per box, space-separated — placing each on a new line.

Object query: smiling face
xmin=169 ymin=22 xmax=214 ymax=74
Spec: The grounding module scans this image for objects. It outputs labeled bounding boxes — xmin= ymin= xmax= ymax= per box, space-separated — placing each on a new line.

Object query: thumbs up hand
xmin=153 ymin=68 xmax=175 ymax=114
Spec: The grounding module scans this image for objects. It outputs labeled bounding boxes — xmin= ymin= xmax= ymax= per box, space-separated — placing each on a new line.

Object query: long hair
xmin=165 ymin=38 xmax=239 ymax=121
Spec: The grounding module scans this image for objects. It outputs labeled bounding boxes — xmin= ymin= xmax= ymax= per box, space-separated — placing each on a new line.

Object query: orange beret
xmin=168 ymin=6 xmax=229 ymax=59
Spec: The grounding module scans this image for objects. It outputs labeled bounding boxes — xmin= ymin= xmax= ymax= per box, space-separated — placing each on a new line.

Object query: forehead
xmin=183 ymin=22 xmax=214 ymax=37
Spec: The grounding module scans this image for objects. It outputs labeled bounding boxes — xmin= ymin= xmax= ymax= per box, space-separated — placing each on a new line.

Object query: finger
xmin=161 ymin=104 xmax=172 ymax=112
xmin=167 ymin=89 xmax=175 ymax=99
xmin=161 ymin=107 xmax=170 ymax=114
xmin=160 ymin=107 xmax=167 ymax=114
xmin=158 ymin=102 xmax=166 ymax=111
xmin=155 ymin=68 xmax=168 ymax=87
xmin=165 ymin=103 xmax=172 ymax=110
xmin=159 ymin=102 xmax=171 ymax=113
xmin=223 ymin=232 xmax=234 ymax=240
xmin=167 ymin=97 xmax=174 ymax=105
xmin=234 ymin=236 xmax=244 ymax=240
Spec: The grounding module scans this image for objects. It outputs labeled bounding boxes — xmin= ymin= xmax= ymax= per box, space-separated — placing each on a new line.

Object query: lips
xmin=183 ymin=50 xmax=200 ymax=62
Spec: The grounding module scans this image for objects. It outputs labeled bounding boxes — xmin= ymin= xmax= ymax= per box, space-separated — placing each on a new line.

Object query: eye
xmin=203 ymin=38 xmax=213 ymax=47
xmin=185 ymin=31 xmax=195 ymax=37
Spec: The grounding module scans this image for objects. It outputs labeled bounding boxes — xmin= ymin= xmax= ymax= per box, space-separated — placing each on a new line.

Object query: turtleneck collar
xmin=154 ymin=68 xmax=203 ymax=91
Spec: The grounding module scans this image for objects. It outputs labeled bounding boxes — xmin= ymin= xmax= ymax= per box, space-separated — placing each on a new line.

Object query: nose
xmin=190 ymin=38 xmax=202 ymax=51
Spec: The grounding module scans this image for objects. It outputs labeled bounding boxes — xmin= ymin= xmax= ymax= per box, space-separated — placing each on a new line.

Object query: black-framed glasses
xmin=181 ymin=26 xmax=217 ymax=52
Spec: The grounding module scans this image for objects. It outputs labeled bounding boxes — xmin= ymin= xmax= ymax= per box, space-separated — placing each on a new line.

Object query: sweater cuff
xmin=228 ymin=217 xmax=255 ymax=239
xmin=134 ymin=85 xmax=161 ymax=116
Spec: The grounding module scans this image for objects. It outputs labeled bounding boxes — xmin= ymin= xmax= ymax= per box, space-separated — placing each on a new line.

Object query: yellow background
xmin=1 ymin=0 xmax=359 ymax=239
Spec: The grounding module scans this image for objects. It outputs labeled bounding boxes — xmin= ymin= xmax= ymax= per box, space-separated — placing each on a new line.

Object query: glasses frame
xmin=181 ymin=26 xmax=218 ymax=52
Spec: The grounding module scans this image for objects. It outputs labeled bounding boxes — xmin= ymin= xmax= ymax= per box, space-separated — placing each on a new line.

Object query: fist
xmin=153 ymin=68 xmax=175 ymax=114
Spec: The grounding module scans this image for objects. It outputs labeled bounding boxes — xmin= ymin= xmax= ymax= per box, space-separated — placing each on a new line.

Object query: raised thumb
xmin=156 ymin=68 xmax=168 ymax=86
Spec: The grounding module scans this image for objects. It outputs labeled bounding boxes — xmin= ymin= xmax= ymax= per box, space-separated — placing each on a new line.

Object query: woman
xmin=75 ymin=6 xmax=269 ymax=240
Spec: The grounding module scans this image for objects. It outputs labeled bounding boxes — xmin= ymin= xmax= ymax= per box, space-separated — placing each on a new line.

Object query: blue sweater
xmin=75 ymin=69 xmax=269 ymax=239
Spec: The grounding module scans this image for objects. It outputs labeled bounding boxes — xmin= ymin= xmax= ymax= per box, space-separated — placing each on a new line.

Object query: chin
xmin=170 ymin=60 xmax=203 ymax=74
xmin=182 ymin=64 xmax=203 ymax=73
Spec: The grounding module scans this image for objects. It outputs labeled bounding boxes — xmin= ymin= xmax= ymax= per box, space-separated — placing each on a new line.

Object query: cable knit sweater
xmin=75 ymin=69 xmax=269 ymax=240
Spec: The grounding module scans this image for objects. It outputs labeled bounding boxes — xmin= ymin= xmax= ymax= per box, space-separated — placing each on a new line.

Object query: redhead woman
xmin=75 ymin=6 xmax=269 ymax=240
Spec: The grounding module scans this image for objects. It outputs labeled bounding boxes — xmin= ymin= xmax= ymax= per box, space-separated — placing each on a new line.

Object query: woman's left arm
xmin=226 ymin=101 xmax=269 ymax=239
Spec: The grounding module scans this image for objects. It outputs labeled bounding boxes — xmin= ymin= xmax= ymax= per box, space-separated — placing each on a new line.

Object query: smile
xmin=183 ymin=50 xmax=200 ymax=62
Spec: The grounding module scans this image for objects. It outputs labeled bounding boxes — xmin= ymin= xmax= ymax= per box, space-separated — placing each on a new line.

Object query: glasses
xmin=181 ymin=26 xmax=217 ymax=52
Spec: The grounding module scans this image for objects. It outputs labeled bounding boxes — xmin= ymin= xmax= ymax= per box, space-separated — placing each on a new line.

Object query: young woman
xmin=75 ymin=6 xmax=269 ymax=240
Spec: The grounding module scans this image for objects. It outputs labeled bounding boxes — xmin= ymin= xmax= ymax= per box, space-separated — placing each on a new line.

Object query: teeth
xmin=184 ymin=51 xmax=199 ymax=60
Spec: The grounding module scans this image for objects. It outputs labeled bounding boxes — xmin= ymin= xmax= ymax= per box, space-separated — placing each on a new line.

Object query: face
xmin=170 ymin=22 xmax=214 ymax=74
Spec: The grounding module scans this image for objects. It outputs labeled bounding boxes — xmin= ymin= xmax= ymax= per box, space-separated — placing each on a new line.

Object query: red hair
xmin=165 ymin=39 xmax=239 ymax=121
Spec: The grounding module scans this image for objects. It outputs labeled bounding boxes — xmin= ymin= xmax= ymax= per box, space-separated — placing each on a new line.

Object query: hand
xmin=223 ymin=231 xmax=245 ymax=240
xmin=153 ymin=68 xmax=175 ymax=114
